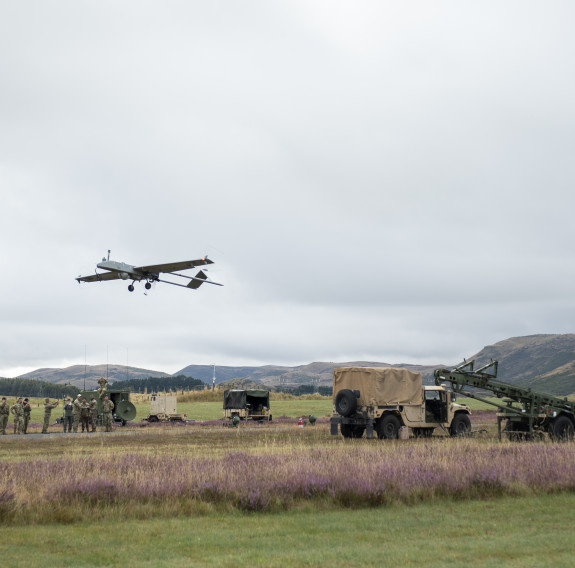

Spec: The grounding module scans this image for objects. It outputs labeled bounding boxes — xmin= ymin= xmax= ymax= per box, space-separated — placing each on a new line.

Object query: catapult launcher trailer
xmin=434 ymin=360 xmax=575 ymax=441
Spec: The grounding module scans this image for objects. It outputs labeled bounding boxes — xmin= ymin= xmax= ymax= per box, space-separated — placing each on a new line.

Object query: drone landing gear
xmin=128 ymin=281 xmax=152 ymax=292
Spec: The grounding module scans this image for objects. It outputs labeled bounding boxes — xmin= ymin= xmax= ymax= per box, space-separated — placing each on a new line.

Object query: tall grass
xmin=1 ymin=434 xmax=574 ymax=525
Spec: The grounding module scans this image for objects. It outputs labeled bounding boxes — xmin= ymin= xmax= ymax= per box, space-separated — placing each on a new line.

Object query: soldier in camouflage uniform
xmin=62 ymin=398 xmax=74 ymax=433
xmin=10 ymin=401 xmax=17 ymax=434
xmin=89 ymin=395 xmax=98 ymax=432
xmin=102 ymin=395 xmax=114 ymax=432
xmin=22 ymin=398 xmax=31 ymax=434
xmin=11 ymin=398 xmax=24 ymax=434
xmin=97 ymin=376 xmax=108 ymax=399
xmin=80 ymin=398 xmax=90 ymax=432
xmin=0 ymin=397 xmax=10 ymax=435
xmin=41 ymin=398 xmax=59 ymax=434
xmin=72 ymin=394 xmax=83 ymax=433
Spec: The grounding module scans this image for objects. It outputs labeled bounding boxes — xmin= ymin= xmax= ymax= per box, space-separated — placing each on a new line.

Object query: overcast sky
xmin=2 ymin=1 xmax=575 ymax=377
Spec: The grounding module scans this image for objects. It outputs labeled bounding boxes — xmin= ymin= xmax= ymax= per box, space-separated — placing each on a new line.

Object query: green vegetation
xmin=1 ymin=494 xmax=574 ymax=567
xmin=170 ymin=398 xmax=333 ymax=422
xmin=0 ymin=395 xmax=571 ymax=568
xmin=0 ymin=378 xmax=78 ymax=399
xmin=113 ymin=374 xmax=205 ymax=392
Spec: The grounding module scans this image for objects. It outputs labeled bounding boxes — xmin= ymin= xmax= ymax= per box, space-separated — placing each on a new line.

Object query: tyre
xmin=335 ymin=389 xmax=358 ymax=417
xmin=550 ymin=416 xmax=574 ymax=442
xmin=449 ymin=413 xmax=471 ymax=437
xmin=375 ymin=414 xmax=400 ymax=439
xmin=340 ymin=424 xmax=365 ymax=438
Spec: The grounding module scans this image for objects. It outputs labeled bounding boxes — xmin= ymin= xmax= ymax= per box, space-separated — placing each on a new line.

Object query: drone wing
xmin=76 ymin=271 xmax=121 ymax=283
xmin=136 ymin=257 xmax=214 ymax=275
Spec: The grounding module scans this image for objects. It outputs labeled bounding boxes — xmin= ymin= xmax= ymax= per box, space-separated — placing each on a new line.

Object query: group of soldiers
xmin=0 ymin=377 xmax=115 ymax=435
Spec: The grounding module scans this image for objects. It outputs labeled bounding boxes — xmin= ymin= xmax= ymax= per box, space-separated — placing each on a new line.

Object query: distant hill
xmin=16 ymin=365 xmax=169 ymax=390
xmin=9 ymin=334 xmax=575 ymax=396
xmin=176 ymin=361 xmax=440 ymax=388
xmin=471 ymin=334 xmax=575 ymax=395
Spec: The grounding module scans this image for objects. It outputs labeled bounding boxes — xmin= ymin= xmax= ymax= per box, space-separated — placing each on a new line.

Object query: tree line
xmin=112 ymin=374 xmax=205 ymax=392
xmin=273 ymin=385 xmax=333 ymax=396
xmin=0 ymin=378 xmax=79 ymax=399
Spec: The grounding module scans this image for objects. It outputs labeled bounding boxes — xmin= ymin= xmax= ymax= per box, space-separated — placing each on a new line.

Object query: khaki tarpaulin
xmin=333 ymin=367 xmax=423 ymax=406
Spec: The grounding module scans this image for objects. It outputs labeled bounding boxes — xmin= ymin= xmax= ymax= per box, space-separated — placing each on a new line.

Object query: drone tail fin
xmin=187 ymin=270 xmax=208 ymax=290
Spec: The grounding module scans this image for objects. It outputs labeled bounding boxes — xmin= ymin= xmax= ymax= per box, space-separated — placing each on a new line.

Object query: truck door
xmin=424 ymin=390 xmax=447 ymax=424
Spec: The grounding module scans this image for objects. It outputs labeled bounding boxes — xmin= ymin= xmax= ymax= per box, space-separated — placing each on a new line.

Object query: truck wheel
xmin=341 ymin=424 xmax=365 ymax=438
xmin=335 ymin=390 xmax=357 ymax=417
xmin=375 ymin=414 xmax=400 ymax=439
xmin=550 ymin=416 xmax=574 ymax=442
xmin=449 ymin=413 xmax=471 ymax=437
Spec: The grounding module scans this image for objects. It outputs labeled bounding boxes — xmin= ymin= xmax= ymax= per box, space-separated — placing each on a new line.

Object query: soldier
xmin=80 ymin=398 xmax=91 ymax=432
xmin=0 ymin=397 xmax=10 ymax=435
xmin=11 ymin=398 xmax=24 ymax=434
xmin=62 ymin=398 xmax=74 ymax=433
xmin=42 ymin=398 xmax=59 ymax=433
xmin=22 ymin=398 xmax=31 ymax=434
xmin=97 ymin=376 xmax=108 ymax=399
xmin=89 ymin=395 xmax=98 ymax=432
xmin=102 ymin=395 xmax=114 ymax=432
xmin=72 ymin=393 xmax=83 ymax=433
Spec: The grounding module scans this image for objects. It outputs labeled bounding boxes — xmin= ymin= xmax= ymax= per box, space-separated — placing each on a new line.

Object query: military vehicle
xmin=330 ymin=367 xmax=471 ymax=439
xmin=223 ymin=389 xmax=271 ymax=422
xmin=144 ymin=394 xmax=187 ymax=422
xmin=434 ymin=360 xmax=575 ymax=441
xmin=79 ymin=388 xmax=137 ymax=426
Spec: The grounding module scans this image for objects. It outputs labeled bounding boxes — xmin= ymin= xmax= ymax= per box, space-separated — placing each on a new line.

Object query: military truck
xmin=79 ymin=388 xmax=137 ymax=426
xmin=330 ymin=367 xmax=471 ymax=439
xmin=223 ymin=389 xmax=271 ymax=422
xmin=144 ymin=394 xmax=187 ymax=422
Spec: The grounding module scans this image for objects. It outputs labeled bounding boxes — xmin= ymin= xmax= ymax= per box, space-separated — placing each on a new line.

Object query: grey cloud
xmin=1 ymin=2 xmax=575 ymax=376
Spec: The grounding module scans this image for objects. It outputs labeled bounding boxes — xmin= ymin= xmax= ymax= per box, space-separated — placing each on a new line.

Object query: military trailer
xmin=330 ymin=367 xmax=471 ymax=439
xmin=79 ymin=388 xmax=137 ymax=426
xmin=223 ymin=389 xmax=271 ymax=422
xmin=435 ymin=360 xmax=575 ymax=441
xmin=144 ymin=394 xmax=187 ymax=422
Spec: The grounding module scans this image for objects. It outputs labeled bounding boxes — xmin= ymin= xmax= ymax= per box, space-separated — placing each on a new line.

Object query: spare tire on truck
xmin=335 ymin=389 xmax=358 ymax=417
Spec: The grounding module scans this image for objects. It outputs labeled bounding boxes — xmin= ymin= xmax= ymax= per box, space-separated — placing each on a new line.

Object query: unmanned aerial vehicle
xmin=76 ymin=251 xmax=223 ymax=292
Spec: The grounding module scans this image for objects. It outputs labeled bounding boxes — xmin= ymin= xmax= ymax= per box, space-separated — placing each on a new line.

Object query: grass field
xmin=8 ymin=394 xmax=336 ymax=427
xmin=2 ymin=396 xmax=573 ymax=567
xmin=2 ymin=494 xmax=574 ymax=567
xmin=6 ymin=392 xmax=496 ymax=428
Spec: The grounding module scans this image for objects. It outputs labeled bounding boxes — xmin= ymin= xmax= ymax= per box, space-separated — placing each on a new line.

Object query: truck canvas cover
xmin=333 ymin=367 xmax=423 ymax=406
xmin=223 ymin=389 xmax=270 ymax=409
